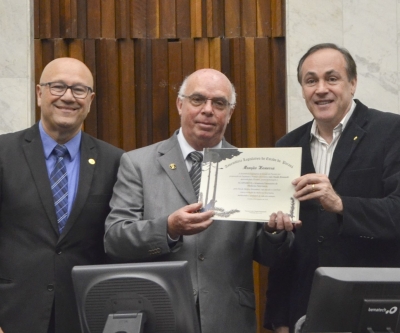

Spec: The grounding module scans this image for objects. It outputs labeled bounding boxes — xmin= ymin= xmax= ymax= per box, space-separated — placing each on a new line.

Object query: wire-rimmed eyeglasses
xmin=179 ymin=94 xmax=234 ymax=111
xmin=40 ymin=82 xmax=93 ymax=99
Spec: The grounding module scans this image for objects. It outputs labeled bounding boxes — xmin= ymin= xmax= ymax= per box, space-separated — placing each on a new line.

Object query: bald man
xmin=104 ymin=69 xmax=293 ymax=333
xmin=0 ymin=58 xmax=123 ymax=333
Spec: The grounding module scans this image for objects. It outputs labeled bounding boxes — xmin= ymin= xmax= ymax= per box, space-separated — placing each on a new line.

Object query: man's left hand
xmin=292 ymin=173 xmax=343 ymax=214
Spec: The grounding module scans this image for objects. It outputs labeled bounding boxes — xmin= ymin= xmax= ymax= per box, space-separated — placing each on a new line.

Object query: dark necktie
xmin=189 ymin=151 xmax=203 ymax=198
xmin=50 ymin=144 xmax=69 ymax=234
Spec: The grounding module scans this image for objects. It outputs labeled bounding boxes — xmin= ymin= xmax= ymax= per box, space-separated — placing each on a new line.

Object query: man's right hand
xmin=274 ymin=326 xmax=289 ymax=333
xmin=167 ymin=202 xmax=214 ymax=239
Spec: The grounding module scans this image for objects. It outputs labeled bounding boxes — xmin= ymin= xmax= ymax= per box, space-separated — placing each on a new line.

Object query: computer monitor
xmin=72 ymin=261 xmax=201 ymax=333
xmin=302 ymin=267 xmax=400 ymax=333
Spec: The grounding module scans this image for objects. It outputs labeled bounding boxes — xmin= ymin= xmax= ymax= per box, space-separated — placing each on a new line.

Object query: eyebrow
xmin=191 ymin=92 xmax=228 ymax=99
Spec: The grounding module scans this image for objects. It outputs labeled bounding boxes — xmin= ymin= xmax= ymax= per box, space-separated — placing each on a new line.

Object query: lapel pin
xmin=169 ymin=163 xmax=177 ymax=170
xmin=353 ymin=136 xmax=358 ymax=141
xmin=88 ymin=158 xmax=96 ymax=165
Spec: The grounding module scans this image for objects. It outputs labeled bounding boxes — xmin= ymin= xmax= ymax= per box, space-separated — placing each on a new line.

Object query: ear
xmin=350 ymin=77 xmax=357 ymax=96
xmin=36 ymin=84 xmax=42 ymax=107
xmin=86 ymin=92 xmax=95 ymax=114
xmin=301 ymin=87 xmax=306 ymax=99
xmin=176 ymin=97 xmax=183 ymax=116
xmin=227 ymin=107 xmax=234 ymax=123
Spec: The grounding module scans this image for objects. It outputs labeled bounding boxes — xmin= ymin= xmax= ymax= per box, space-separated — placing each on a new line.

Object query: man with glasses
xmin=104 ymin=68 xmax=294 ymax=333
xmin=0 ymin=57 xmax=123 ymax=333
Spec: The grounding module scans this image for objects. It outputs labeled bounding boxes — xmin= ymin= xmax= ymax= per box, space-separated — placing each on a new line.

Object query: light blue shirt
xmin=39 ymin=121 xmax=81 ymax=218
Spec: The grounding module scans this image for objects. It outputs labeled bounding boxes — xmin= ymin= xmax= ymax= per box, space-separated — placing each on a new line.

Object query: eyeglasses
xmin=40 ymin=82 xmax=93 ymax=99
xmin=180 ymin=94 xmax=233 ymax=111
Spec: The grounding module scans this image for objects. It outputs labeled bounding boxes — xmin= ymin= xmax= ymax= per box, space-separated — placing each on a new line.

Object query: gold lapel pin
xmin=353 ymin=136 xmax=358 ymax=141
xmin=169 ymin=163 xmax=177 ymax=170
xmin=88 ymin=158 xmax=96 ymax=165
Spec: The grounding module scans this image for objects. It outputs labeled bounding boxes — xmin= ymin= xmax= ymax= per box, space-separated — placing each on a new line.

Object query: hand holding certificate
xmin=199 ymin=147 xmax=302 ymax=222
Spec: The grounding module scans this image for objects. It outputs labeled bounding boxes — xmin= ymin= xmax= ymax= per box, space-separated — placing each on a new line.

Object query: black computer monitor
xmin=72 ymin=261 xmax=201 ymax=333
xmin=302 ymin=267 xmax=400 ymax=333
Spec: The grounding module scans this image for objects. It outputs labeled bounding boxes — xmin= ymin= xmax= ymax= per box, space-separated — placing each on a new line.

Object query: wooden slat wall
xmin=34 ymin=1 xmax=286 ymax=332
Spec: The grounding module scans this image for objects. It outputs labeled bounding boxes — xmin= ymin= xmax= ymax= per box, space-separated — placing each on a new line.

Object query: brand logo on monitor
xmin=368 ymin=306 xmax=398 ymax=315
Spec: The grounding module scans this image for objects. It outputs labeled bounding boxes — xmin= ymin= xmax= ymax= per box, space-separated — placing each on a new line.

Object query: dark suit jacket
xmin=0 ymin=123 xmax=123 ymax=333
xmin=104 ymin=131 xmax=292 ymax=333
xmin=264 ymin=100 xmax=400 ymax=331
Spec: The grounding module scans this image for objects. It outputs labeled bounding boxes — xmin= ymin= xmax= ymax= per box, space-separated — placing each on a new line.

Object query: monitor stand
xmin=103 ymin=311 xmax=147 ymax=333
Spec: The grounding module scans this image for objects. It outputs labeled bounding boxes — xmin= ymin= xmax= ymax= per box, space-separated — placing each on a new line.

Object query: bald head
xmin=40 ymin=58 xmax=94 ymax=89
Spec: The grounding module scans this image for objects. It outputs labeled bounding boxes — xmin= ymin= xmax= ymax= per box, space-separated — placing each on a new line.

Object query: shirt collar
xmin=310 ymin=99 xmax=357 ymax=141
xmin=39 ymin=120 xmax=82 ymax=160
xmin=176 ymin=127 xmax=222 ymax=159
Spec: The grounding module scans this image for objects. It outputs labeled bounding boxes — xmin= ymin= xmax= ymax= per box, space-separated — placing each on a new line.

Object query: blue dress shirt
xmin=39 ymin=121 xmax=81 ymax=219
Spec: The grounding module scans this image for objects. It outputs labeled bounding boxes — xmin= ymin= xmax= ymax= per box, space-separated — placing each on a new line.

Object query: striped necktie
xmin=50 ymin=144 xmax=69 ymax=234
xmin=189 ymin=151 xmax=203 ymax=198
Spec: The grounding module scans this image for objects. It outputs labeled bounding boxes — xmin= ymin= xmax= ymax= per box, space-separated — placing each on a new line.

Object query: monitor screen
xmin=72 ymin=261 xmax=201 ymax=333
xmin=303 ymin=267 xmax=400 ymax=333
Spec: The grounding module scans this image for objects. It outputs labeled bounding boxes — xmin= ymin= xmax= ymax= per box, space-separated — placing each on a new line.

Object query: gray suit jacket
xmin=0 ymin=123 xmax=123 ymax=333
xmin=105 ymin=131 xmax=291 ymax=333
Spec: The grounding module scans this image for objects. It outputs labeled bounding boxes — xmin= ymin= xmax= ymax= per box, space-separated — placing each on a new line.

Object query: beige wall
xmin=0 ymin=0 xmax=34 ymax=134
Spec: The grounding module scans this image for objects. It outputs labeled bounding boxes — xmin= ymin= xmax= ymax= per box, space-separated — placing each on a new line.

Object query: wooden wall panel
xmin=116 ymin=0 xmax=130 ymax=39
xmin=83 ymin=39 xmax=98 ymax=137
xmin=151 ymin=39 xmax=170 ymax=143
xmin=168 ymin=41 xmax=183 ymax=136
xmin=95 ymin=39 xmax=120 ymax=147
xmin=131 ymin=0 xmax=146 ymax=38
xmin=160 ymin=0 xmax=176 ymax=38
xmin=34 ymin=2 xmax=286 ymax=332
xmin=244 ymin=37 xmax=257 ymax=148
xmin=119 ymin=39 xmax=136 ymax=151
xmin=242 ymin=0 xmax=257 ymax=37
xmin=176 ymin=0 xmax=191 ymax=38
xmin=77 ymin=0 xmax=87 ymax=38
xmin=225 ymin=0 xmax=241 ymax=37
xmin=87 ymin=0 xmax=101 ymax=38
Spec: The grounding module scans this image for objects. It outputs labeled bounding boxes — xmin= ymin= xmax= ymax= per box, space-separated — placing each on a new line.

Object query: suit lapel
xmin=59 ymin=133 xmax=96 ymax=240
xmin=329 ymin=101 xmax=367 ymax=185
xmin=157 ymin=133 xmax=196 ymax=204
xmin=22 ymin=124 xmax=59 ymax=235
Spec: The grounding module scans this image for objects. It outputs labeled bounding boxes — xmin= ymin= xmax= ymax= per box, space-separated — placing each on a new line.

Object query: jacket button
xmin=317 ymin=235 xmax=325 ymax=243
xmin=47 ymin=284 xmax=54 ymax=292
xmin=193 ymin=289 xmax=198 ymax=296
xmin=56 ymin=250 xmax=62 ymax=255
xmin=198 ymin=254 xmax=205 ymax=261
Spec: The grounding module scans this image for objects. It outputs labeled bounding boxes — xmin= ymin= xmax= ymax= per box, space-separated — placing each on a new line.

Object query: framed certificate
xmin=199 ymin=147 xmax=301 ymax=222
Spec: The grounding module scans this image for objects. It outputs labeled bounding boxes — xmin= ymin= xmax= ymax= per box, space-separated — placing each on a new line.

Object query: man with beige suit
xmin=104 ymin=68 xmax=294 ymax=333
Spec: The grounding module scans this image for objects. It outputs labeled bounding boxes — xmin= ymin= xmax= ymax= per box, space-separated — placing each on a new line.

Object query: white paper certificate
xmin=199 ymin=147 xmax=302 ymax=222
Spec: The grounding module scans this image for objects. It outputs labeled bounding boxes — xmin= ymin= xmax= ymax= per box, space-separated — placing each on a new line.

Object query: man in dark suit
xmin=263 ymin=43 xmax=400 ymax=333
xmin=104 ymin=68 xmax=294 ymax=333
xmin=0 ymin=58 xmax=123 ymax=333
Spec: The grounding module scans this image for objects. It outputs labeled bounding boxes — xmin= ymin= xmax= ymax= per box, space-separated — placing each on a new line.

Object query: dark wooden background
xmin=34 ymin=1 xmax=286 ymax=332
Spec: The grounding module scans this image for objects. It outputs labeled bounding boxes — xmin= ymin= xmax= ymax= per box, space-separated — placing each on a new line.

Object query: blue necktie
xmin=50 ymin=144 xmax=69 ymax=234
xmin=189 ymin=151 xmax=203 ymax=198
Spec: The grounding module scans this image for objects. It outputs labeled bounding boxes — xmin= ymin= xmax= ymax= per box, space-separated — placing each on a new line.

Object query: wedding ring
xmin=312 ymin=183 xmax=315 ymax=192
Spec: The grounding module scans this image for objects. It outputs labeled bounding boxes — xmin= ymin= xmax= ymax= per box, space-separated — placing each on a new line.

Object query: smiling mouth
xmin=56 ymin=105 xmax=78 ymax=111
xmin=315 ymin=100 xmax=333 ymax=105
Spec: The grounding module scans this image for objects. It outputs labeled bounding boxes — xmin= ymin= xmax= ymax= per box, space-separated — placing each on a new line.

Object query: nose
xmin=315 ymin=80 xmax=328 ymax=94
xmin=201 ymin=99 xmax=214 ymax=115
xmin=60 ymin=87 xmax=76 ymax=100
